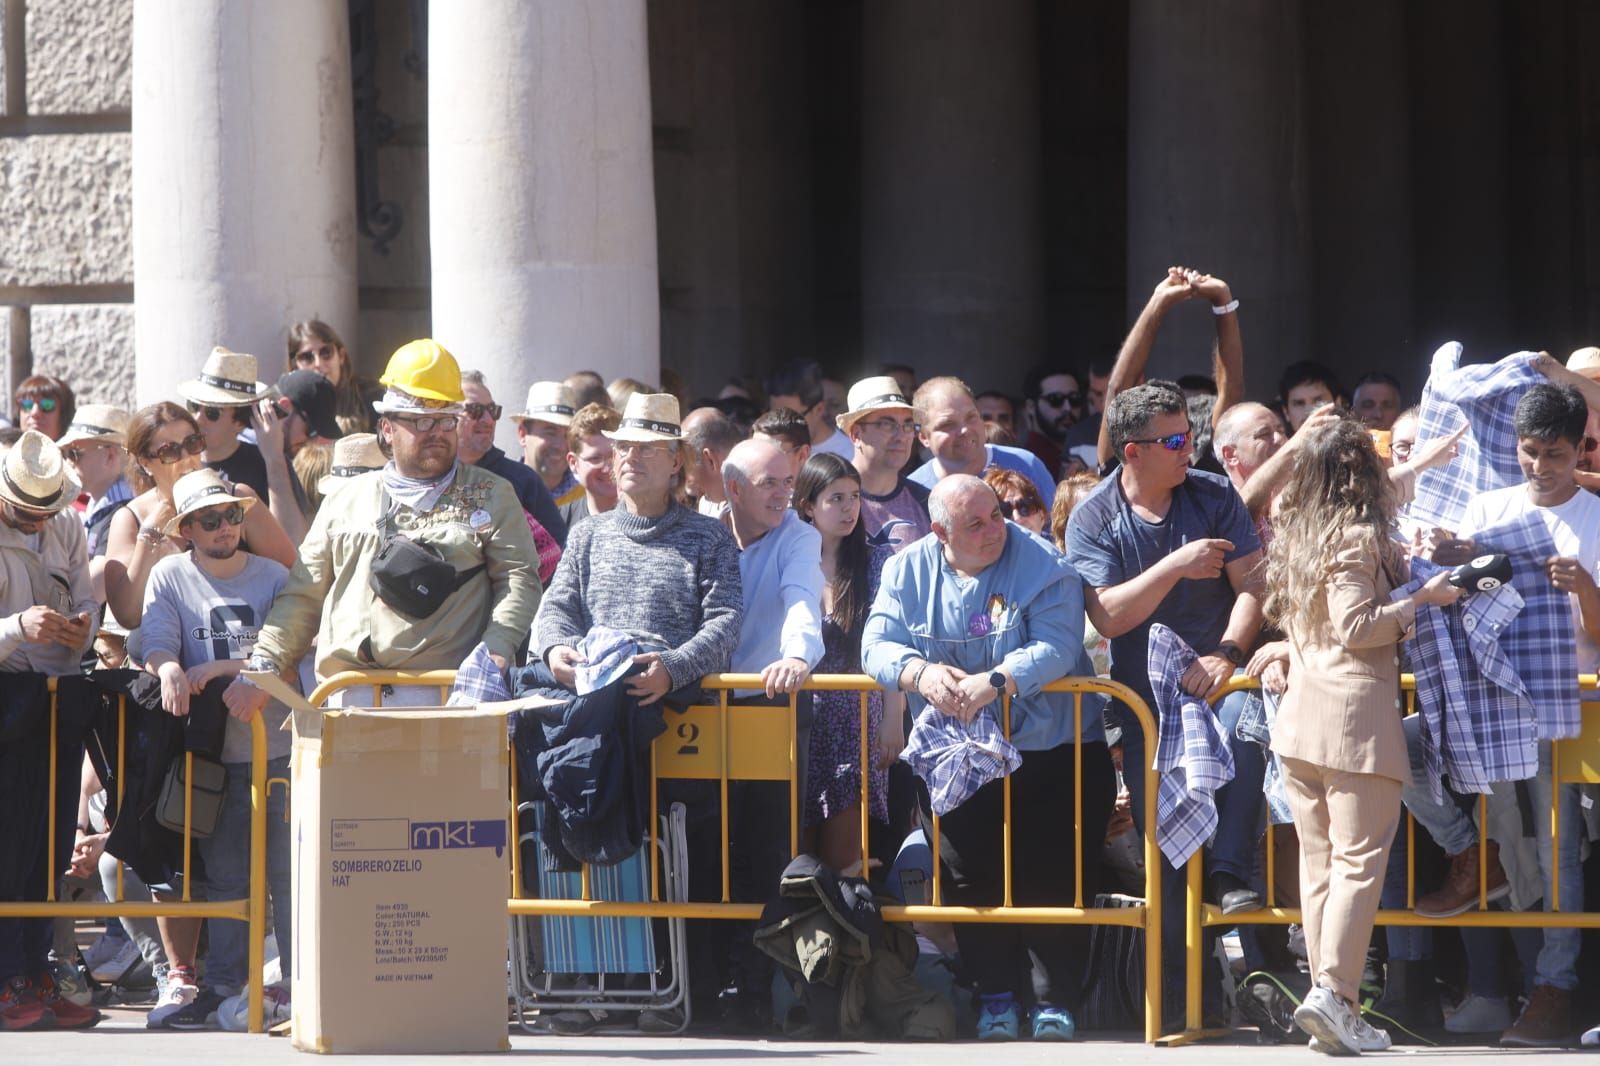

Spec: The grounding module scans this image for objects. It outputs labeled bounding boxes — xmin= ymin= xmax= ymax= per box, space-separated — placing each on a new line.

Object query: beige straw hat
xmin=317 ymin=433 xmax=386 ymax=494
xmin=604 ymin=393 xmax=683 ymax=444
xmin=163 ymin=469 xmax=255 ymax=536
xmin=177 ymin=347 xmax=270 ymax=407
xmin=836 ymin=375 xmax=914 ymax=432
xmin=0 ymin=430 xmax=78 ymax=514
xmin=56 ymin=404 xmax=132 ymax=449
xmin=513 ymin=381 xmax=578 ymax=426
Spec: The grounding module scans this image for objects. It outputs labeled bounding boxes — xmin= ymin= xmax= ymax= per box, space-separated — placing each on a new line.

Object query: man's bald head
xmin=928 ymin=473 xmax=994 ymax=531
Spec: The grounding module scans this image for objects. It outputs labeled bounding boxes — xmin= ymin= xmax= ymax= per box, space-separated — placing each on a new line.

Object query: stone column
xmin=132 ymin=0 xmax=358 ymax=405
xmin=860 ymin=0 xmax=1044 ymax=389
xmin=1126 ymin=0 xmax=1311 ymax=394
xmin=428 ymin=0 xmax=660 ymax=452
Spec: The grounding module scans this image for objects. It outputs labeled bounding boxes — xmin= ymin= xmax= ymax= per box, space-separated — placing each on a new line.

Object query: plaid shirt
xmin=449 ymin=641 xmax=512 ymax=706
xmin=1147 ymin=623 xmax=1235 ymax=867
xmin=900 ymin=703 xmax=1022 ymax=816
xmin=1402 ymin=512 xmax=1578 ymax=799
xmin=1409 ymin=344 xmax=1544 ymax=533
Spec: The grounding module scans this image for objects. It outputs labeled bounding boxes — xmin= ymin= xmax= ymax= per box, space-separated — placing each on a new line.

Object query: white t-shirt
xmin=1458 ymin=484 xmax=1600 ymax=673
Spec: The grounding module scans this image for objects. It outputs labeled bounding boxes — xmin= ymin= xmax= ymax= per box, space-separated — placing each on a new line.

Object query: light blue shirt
xmin=907 ymin=444 xmax=1057 ymax=511
xmin=730 ymin=509 xmax=825 ymax=674
xmin=862 ymin=523 xmax=1105 ymax=750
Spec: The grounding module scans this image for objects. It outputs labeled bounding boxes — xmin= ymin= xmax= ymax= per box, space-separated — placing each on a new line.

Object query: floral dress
xmin=805 ymin=544 xmax=892 ymax=826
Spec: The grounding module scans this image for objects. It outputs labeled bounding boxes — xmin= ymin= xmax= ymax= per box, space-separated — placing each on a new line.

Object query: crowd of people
xmin=3 ymin=268 xmax=1600 ymax=1053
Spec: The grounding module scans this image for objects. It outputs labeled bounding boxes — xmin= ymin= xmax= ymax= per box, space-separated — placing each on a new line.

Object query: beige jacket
xmin=1272 ymin=527 xmax=1415 ymax=783
xmin=253 ymin=463 xmax=540 ymax=677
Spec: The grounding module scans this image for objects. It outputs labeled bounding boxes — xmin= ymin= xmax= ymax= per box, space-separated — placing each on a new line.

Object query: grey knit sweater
xmin=534 ymin=503 xmax=743 ymax=691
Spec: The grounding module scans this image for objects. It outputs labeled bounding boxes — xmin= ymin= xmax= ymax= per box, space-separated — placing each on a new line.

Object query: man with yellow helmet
xmin=223 ymin=339 xmax=541 ymax=706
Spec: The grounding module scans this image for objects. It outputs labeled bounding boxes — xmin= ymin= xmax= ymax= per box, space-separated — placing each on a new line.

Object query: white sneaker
xmin=88 ymin=938 xmax=142 ymax=984
xmin=217 ymin=984 xmax=290 ymax=1032
xmin=147 ymin=979 xmax=198 ymax=1029
xmin=1351 ymin=1013 xmax=1392 ymax=1051
xmin=1295 ymin=986 xmax=1360 ymax=1055
xmin=1445 ymin=993 xmax=1511 ymax=1034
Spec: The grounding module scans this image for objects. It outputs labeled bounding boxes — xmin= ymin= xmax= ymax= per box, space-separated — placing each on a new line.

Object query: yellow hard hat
xmin=378 ymin=338 xmax=464 ymax=403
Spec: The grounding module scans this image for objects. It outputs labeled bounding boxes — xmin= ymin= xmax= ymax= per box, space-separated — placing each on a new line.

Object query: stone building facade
xmin=3 ymin=0 xmax=1599 ymax=453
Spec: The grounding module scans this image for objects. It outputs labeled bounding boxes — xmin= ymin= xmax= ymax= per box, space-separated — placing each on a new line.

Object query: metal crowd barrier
xmin=306 ymin=669 xmax=1169 ymax=1041
xmin=0 ymin=677 xmax=271 ymax=1033
xmin=1164 ymin=673 xmax=1600 ymax=1046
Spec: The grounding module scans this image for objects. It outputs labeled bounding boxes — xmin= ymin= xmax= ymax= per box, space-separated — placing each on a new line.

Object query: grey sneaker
xmin=1351 ymin=1012 xmax=1392 ymax=1051
xmin=1446 ymin=993 xmax=1511 ymax=1034
xmin=1295 ymin=986 xmax=1360 ymax=1055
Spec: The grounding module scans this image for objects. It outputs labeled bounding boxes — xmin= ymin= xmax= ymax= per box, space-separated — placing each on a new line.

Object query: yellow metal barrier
xmin=1165 ymin=673 xmax=1600 ymax=1045
xmin=306 ymin=669 xmax=1168 ymax=1041
xmin=0 ymin=678 xmax=271 ymax=1034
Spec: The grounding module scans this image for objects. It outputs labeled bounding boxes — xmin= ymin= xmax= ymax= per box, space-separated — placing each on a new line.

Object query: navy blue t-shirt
xmin=1065 ymin=468 xmax=1260 ymax=710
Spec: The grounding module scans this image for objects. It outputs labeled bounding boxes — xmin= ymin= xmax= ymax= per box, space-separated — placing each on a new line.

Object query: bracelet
xmin=909 ymin=660 xmax=930 ymax=695
xmin=1212 ymin=298 xmax=1240 ymax=316
xmin=76 ymin=823 xmax=91 ymax=834
xmin=137 ymin=524 xmax=165 ymax=546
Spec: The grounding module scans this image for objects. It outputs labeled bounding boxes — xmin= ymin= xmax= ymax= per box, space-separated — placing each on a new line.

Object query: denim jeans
xmin=1398 ymin=713 xmax=1479 ymax=857
xmin=1488 ymin=742 xmax=1581 ymax=991
xmin=196 ymin=755 xmax=291 ymax=995
xmin=1120 ymin=682 xmax=1264 ymax=1004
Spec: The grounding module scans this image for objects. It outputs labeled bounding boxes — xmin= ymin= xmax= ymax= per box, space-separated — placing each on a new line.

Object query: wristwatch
xmin=1216 ymin=642 xmax=1246 ymax=668
xmin=988 ymin=670 xmax=1006 ymax=695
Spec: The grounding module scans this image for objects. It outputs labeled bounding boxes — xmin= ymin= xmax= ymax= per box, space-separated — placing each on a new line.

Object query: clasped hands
xmin=916 ymin=663 xmax=1000 ymax=724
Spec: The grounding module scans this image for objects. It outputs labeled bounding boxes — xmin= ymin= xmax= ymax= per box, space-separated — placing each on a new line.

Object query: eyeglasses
xmin=18 ymin=397 xmax=57 ymax=414
xmin=1129 ymin=431 xmax=1191 ymax=452
xmin=387 ymin=414 xmax=459 ymax=433
xmin=1390 ymin=439 xmax=1415 ymax=458
xmin=144 ymin=432 xmax=206 ymax=465
xmin=463 ymin=402 xmax=502 ymax=422
xmin=614 ymin=441 xmax=669 ymax=459
xmin=185 ymin=401 xmax=228 ymax=422
xmin=1040 ymin=391 xmax=1081 ymax=408
xmin=187 ymin=503 xmax=246 ymax=532
xmin=295 ymin=344 xmax=336 ymax=365
xmin=999 ymin=498 xmax=1041 ymax=520
xmin=859 ymin=419 xmax=919 ymax=436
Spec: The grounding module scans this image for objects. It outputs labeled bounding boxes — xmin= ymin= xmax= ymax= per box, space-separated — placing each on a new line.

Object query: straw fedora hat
xmin=163 ymin=469 xmax=255 ymax=536
xmin=1568 ymin=347 xmax=1600 ymax=382
xmin=513 ymin=381 xmax=578 ymax=426
xmin=56 ymin=404 xmax=132 ymax=449
xmin=0 ymin=430 xmax=78 ymax=514
xmin=317 ymin=433 xmax=386 ymax=494
xmin=177 ymin=347 xmax=270 ymax=407
xmin=604 ymin=393 xmax=683 ymax=444
xmin=836 ymin=375 xmax=914 ymax=432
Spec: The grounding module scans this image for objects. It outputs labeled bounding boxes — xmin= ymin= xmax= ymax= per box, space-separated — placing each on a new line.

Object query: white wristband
xmin=1212 ymin=299 xmax=1240 ymax=316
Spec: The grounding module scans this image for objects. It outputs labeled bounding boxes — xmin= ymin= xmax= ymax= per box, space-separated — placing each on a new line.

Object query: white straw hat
xmin=177 ymin=347 xmax=270 ymax=407
xmin=56 ymin=404 xmax=132 ymax=449
xmin=836 ymin=375 xmax=914 ymax=431
xmin=513 ymin=381 xmax=578 ymax=426
xmin=0 ymin=430 xmax=78 ymax=514
xmin=317 ymin=433 xmax=386 ymax=494
xmin=163 ymin=469 xmax=255 ymax=536
xmin=604 ymin=393 xmax=683 ymax=443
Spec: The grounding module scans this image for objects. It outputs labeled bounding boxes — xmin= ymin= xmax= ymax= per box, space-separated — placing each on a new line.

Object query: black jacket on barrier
xmin=0 ymin=673 xmax=107 ymax=906
xmin=97 ymin=672 xmax=231 ymax=887
xmin=513 ymin=664 xmax=668 ymax=869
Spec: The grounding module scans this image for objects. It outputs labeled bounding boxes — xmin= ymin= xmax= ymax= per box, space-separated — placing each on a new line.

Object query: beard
xmin=198 ymin=543 xmax=238 ymax=561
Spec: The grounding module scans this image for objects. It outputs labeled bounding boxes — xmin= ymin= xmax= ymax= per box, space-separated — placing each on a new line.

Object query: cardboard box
xmin=287 ymin=702 xmax=512 ymax=1054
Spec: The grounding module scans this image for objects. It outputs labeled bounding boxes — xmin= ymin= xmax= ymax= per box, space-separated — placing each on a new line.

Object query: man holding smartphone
xmin=0 ymin=428 xmax=100 ymax=1031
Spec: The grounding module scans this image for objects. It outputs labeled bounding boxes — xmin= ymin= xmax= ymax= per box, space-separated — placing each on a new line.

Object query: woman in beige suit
xmin=1253 ymin=417 xmax=1460 ymax=1056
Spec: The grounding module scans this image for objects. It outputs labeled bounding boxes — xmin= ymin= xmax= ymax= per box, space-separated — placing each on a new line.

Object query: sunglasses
xmin=144 ymin=432 xmax=207 ymax=465
xmin=463 ymin=402 xmax=502 ymax=422
xmin=1040 ymin=391 xmax=1081 ymax=408
xmin=186 ymin=503 xmax=246 ymax=532
xmin=295 ymin=344 xmax=336 ymax=365
xmin=18 ymin=397 xmax=57 ymax=414
xmin=999 ymin=498 xmax=1041 ymax=520
xmin=61 ymin=443 xmax=114 ymax=464
xmin=1129 ymin=431 xmax=1191 ymax=452
xmin=388 ymin=414 xmax=458 ymax=433
xmin=614 ymin=441 xmax=669 ymax=459
xmin=185 ymin=401 xmax=228 ymax=422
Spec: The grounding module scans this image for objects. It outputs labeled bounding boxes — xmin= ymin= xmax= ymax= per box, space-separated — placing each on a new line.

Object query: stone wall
xmin=0 ymin=0 xmax=134 ymax=409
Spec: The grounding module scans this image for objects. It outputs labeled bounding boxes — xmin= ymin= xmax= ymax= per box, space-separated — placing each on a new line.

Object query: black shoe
xmin=1210 ymin=871 xmax=1261 ymax=915
xmin=160 ymin=988 xmax=224 ymax=1031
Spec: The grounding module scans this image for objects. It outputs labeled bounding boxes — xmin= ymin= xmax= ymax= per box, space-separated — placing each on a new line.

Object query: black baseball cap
xmin=275 ymin=370 xmax=343 ymax=441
